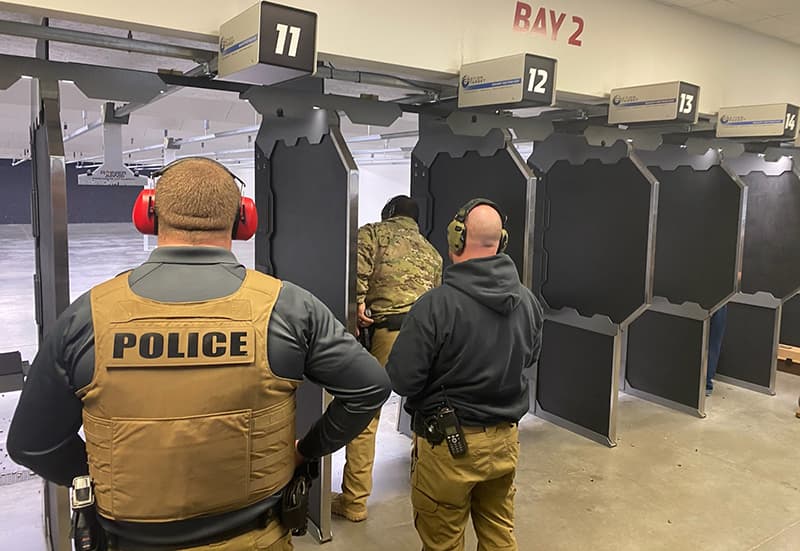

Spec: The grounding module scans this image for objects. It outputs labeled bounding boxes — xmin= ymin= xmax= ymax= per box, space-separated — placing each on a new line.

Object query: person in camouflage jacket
xmin=332 ymin=195 xmax=442 ymax=522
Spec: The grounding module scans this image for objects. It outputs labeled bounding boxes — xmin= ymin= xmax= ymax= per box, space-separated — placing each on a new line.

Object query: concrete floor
xmin=1 ymin=224 xmax=800 ymax=550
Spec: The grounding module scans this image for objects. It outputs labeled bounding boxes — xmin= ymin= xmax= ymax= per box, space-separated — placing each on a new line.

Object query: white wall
xmin=228 ymin=161 xmax=411 ymax=226
xmin=356 ymin=162 xmax=411 ymax=227
xmin=9 ymin=0 xmax=800 ymax=112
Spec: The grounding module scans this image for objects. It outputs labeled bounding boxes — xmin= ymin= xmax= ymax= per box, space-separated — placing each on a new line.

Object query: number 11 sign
xmin=219 ymin=1 xmax=317 ymax=85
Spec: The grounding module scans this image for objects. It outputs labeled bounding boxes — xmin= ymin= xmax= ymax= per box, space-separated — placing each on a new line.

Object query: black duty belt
xmin=110 ymin=503 xmax=279 ymax=550
xmin=372 ymin=313 xmax=406 ymax=331
xmin=412 ymin=411 xmax=517 ymax=441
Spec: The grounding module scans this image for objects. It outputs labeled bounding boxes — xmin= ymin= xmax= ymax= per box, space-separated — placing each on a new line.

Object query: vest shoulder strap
xmin=242 ymin=270 xmax=283 ymax=301
xmin=90 ymin=271 xmax=132 ymax=303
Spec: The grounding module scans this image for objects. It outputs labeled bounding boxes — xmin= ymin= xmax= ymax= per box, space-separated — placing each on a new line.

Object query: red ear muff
xmin=132 ymin=189 xmax=157 ymax=235
xmin=133 ymin=191 xmax=257 ymax=240
xmin=233 ymin=197 xmax=258 ymax=240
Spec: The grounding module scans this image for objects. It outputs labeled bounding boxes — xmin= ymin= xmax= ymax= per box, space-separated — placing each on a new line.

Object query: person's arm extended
xmin=7 ymin=294 xmax=93 ymax=486
xmin=274 ymin=284 xmax=390 ymax=459
xmin=385 ymin=294 xmax=439 ymax=398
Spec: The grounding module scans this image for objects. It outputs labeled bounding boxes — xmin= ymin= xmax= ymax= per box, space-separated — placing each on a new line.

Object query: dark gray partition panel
xmin=779 ymin=293 xmax=800 ymax=347
xmin=539 ymin=159 xmax=651 ymax=322
xmin=739 ymin=170 xmax=800 ymax=299
xmin=0 ymin=351 xmax=24 ymax=393
xmin=267 ymin=137 xmax=349 ymax=315
xmin=254 ymin=110 xmax=356 ymax=542
xmin=526 ymin=135 xmax=656 ymax=446
xmin=717 ymin=299 xmax=779 ymax=393
xmin=621 ymin=146 xmax=742 ymax=415
xmin=720 ymin=154 xmax=800 ymax=393
xmin=626 ymin=310 xmax=706 ymax=411
xmin=535 ymin=319 xmax=617 ymax=444
xmin=647 ymin=165 xmax=741 ymax=310
xmin=529 ymin=135 xmax=654 ymax=325
xmin=723 ymin=154 xmax=800 ymax=300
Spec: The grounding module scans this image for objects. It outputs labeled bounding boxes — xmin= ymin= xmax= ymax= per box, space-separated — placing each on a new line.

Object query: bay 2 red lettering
xmin=513 ymin=2 xmax=584 ymax=47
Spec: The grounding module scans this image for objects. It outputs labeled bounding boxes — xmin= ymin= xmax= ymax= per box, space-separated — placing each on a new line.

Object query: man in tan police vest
xmin=8 ymin=158 xmax=391 ymax=550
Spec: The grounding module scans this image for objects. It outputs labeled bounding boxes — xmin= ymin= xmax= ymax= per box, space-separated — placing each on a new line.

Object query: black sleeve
xmin=272 ymin=283 xmax=391 ymax=460
xmin=385 ymin=293 xmax=439 ymax=399
xmin=6 ymin=292 xmax=93 ymax=487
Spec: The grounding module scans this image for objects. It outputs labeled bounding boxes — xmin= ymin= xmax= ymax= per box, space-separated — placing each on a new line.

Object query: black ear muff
xmin=447 ymin=198 xmax=509 ymax=255
xmin=381 ymin=198 xmax=398 ymax=221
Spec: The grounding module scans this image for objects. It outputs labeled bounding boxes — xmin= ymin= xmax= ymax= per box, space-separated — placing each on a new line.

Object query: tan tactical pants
xmin=411 ymin=423 xmax=520 ymax=551
xmin=339 ymin=327 xmax=399 ymax=514
xmin=109 ymin=518 xmax=292 ymax=551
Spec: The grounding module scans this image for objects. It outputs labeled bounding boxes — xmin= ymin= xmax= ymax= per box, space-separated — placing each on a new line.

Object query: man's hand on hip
xmin=357 ymin=303 xmax=374 ymax=329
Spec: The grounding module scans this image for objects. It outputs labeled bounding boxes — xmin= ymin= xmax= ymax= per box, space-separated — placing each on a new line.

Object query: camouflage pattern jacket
xmin=357 ymin=216 xmax=442 ymax=322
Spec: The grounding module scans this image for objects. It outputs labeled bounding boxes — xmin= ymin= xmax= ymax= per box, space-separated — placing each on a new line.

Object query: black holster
xmin=357 ymin=325 xmax=372 ymax=351
xmin=279 ymin=460 xmax=320 ymax=536
xmin=412 ymin=411 xmax=444 ymax=446
xmin=71 ymin=505 xmax=107 ymax=551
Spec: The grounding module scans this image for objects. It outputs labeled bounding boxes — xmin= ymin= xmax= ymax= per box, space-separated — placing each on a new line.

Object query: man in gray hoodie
xmin=386 ymin=198 xmax=543 ymax=551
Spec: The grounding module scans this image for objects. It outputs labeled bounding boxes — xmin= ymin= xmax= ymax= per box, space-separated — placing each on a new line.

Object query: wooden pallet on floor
xmin=777 ymin=344 xmax=800 ymax=376
xmin=778 ymin=344 xmax=800 ymax=362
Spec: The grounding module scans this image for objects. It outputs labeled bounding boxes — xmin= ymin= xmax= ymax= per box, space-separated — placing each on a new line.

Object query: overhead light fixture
xmin=20 ymin=75 xmax=32 ymax=80
xmin=312 ymin=105 xmax=321 ymax=110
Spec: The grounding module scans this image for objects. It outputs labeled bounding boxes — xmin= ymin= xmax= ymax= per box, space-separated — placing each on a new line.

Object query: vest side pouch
xmin=110 ymin=409 xmax=251 ymax=522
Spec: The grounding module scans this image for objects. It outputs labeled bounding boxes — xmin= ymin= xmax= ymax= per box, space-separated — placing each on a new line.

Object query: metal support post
xmin=30 ymin=18 xmax=72 ymax=551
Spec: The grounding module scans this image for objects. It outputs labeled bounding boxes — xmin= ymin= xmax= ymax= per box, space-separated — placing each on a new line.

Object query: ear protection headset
xmin=447 ymin=198 xmax=509 ymax=255
xmin=132 ymin=157 xmax=258 ymax=241
xmin=381 ymin=200 xmax=397 ymax=221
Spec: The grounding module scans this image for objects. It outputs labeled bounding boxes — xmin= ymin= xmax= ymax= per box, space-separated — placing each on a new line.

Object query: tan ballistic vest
xmin=80 ymin=270 xmax=299 ymax=523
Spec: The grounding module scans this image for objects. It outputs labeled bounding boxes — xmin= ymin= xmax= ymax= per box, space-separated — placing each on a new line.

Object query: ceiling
xmin=0 ymin=10 xmax=424 ymax=166
xmin=654 ymin=0 xmax=800 ymax=45
xmin=0 ymin=2 xmax=798 ymax=165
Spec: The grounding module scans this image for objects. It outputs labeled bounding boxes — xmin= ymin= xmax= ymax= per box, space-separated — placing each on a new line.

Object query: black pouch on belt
xmin=373 ymin=313 xmax=405 ymax=331
xmin=280 ymin=459 xmax=320 ymax=536
xmin=71 ymin=507 xmax=107 ymax=551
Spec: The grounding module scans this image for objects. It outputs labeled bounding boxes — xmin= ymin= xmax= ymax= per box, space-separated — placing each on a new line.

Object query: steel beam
xmin=0 ymin=19 xmax=216 ymax=63
xmin=114 ymin=62 xmax=213 ymax=119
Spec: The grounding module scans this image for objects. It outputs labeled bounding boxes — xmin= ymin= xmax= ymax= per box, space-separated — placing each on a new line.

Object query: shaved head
xmin=450 ymin=204 xmax=505 ymax=263
xmin=464 ymin=205 xmax=503 ymax=249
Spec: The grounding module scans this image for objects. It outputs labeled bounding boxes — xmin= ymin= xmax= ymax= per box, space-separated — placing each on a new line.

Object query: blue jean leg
xmin=707 ymin=305 xmax=729 ymax=390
